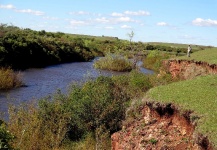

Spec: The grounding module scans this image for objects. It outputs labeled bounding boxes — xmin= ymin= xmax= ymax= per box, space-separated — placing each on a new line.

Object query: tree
xmin=127 ymin=31 xmax=138 ymax=69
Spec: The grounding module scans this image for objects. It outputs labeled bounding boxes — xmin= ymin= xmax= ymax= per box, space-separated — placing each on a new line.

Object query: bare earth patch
xmin=111 ymin=102 xmax=213 ymax=150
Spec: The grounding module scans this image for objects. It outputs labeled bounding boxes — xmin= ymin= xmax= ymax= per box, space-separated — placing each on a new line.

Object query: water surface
xmin=0 ymin=60 xmax=153 ymax=119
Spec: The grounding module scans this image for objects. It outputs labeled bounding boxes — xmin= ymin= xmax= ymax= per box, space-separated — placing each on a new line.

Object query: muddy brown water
xmin=0 ymin=60 xmax=153 ymax=120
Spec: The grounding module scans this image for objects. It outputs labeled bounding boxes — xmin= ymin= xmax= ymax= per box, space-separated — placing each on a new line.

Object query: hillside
xmin=112 ymin=47 xmax=217 ymax=149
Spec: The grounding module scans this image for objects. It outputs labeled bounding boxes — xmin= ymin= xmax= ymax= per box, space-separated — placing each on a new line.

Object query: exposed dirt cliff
xmin=111 ymin=102 xmax=213 ymax=150
xmin=111 ymin=60 xmax=216 ymax=150
xmin=162 ymin=59 xmax=217 ymax=79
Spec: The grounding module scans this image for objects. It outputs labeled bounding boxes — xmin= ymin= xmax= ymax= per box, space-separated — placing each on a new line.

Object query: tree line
xmin=0 ymin=24 xmax=195 ymax=70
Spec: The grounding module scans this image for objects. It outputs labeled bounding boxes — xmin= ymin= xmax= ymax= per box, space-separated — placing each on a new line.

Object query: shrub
xmin=143 ymin=50 xmax=170 ymax=71
xmin=93 ymin=54 xmax=133 ymax=71
xmin=8 ymin=97 xmax=70 ymax=150
xmin=67 ymin=76 xmax=128 ymax=134
xmin=0 ymin=68 xmax=22 ymax=90
xmin=112 ymin=70 xmax=153 ymax=98
xmin=0 ymin=120 xmax=14 ymax=150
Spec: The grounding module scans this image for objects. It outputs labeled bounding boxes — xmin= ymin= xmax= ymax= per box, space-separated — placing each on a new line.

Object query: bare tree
xmin=127 ymin=31 xmax=138 ymax=69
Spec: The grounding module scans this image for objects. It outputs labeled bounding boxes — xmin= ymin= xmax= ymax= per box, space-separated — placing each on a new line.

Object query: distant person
xmin=187 ymin=45 xmax=192 ymax=57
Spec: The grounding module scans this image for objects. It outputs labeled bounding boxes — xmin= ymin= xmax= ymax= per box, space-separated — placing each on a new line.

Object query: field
xmin=176 ymin=47 xmax=217 ymax=65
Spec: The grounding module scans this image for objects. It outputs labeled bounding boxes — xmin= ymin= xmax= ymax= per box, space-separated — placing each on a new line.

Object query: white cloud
xmin=69 ymin=11 xmax=90 ymax=15
xmin=15 ymin=9 xmax=44 ymax=16
xmin=0 ymin=4 xmax=15 ymax=9
xmin=192 ymin=18 xmax=217 ymax=26
xmin=157 ymin=22 xmax=168 ymax=26
xmin=70 ymin=20 xmax=88 ymax=26
xmin=0 ymin=4 xmax=44 ymax=16
xmin=95 ymin=17 xmax=110 ymax=23
xmin=43 ymin=16 xmax=59 ymax=20
xmin=116 ymin=17 xmax=133 ymax=22
xmin=111 ymin=12 xmax=124 ymax=17
xmin=95 ymin=16 xmax=133 ymax=24
xmin=121 ymin=25 xmax=132 ymax=29
xmin=124 ymin=10 xmax=150 ymax=16
xmin=104 ymin=26 xmax=114 ymax=29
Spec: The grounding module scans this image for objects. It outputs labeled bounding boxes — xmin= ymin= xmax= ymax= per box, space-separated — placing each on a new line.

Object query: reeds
xmin=93 ymin=54 xmax=133 ymax=72
xmin=0 ymin=68 xmax=22 ymax=90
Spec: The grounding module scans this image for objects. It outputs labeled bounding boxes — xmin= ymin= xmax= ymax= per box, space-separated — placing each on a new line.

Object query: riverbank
xmin=111 ymin=47 xmax=217 ymax=149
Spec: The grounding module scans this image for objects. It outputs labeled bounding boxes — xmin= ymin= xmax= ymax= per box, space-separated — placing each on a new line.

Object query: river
xmin=0 ymin=60 xmax=153 ymax=120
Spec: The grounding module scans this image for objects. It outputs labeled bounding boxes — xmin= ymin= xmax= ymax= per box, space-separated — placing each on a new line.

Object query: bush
xmin=6 ymin=72 xmax=155 ymax=149
xmin=143 ymin=50 xmax=170 ymax=71
xmin=8 ymin=96 xmax=70 ymax=150
xmin=67 ymin=76 xmax=128 ymax=134
xmin=0 ymin=68 xmax=22 ymax=90
xmin=93 ymin=54 xmax=133 ymax=71
xmin=0 ymin=120 xmax=14 ymax=150
xmin=112 ymin=70 xmax=153 ymax=98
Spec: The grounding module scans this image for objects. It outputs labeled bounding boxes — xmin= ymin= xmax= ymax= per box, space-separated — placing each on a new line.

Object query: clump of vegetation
xmin=93 ymin=54 xmax=134 ymax=72
xmin=8 ymin=98 xmax=70 ymax=150
xmin=0 ymin=68 xmax=22 ymax=90
xmin=143 ymin=50 xmax=170 ymax=71
xmin=0 ymin=120 xmax=14 ymax=150
xmin=5 ymin=70 xmax=161 ymax=149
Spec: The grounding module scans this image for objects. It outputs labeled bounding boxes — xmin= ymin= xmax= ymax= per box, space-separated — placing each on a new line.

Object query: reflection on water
xmin=0 ymin=60 xmax=153 ymax=120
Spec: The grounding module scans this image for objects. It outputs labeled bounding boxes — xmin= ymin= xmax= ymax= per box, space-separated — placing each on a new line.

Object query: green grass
xmin=174 ymin=47 xmax=217 ymax=65
xmin=146 ymin=75 xmax=217 ymax=147
xmin=147 ymin=42 xmax=212 ymax=51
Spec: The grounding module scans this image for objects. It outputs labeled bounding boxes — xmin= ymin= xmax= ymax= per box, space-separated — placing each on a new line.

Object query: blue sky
xmin=0 ymin=0 xmax=217 ymax=46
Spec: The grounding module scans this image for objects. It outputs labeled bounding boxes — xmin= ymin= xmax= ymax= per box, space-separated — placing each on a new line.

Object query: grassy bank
xmin=0 ymin=68 xmax=22 ymax=90
xmin=174 ymin=47 xmax=217 ymax=64
xmin=146 ymin=75 xmax=217 ymax=147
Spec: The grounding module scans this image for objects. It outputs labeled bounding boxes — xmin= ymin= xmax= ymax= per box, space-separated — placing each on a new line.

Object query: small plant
xmin=149 ymin=138 xmax=158 ymax=145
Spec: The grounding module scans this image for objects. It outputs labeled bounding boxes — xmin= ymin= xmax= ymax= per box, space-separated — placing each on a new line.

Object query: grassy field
xmin=147 ymin=42 xmax=212 ymax=51
xmin=176 ymin=47 xmax=217 ymax=65
xmin=146 ymin=47 xmax=217 ymax=147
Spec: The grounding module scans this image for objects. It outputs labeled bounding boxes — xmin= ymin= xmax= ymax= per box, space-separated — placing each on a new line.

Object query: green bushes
xmin=93 ymin=54 xmax=134 ymax=71
xmin=5 ymin=70 xmax=159 ymax=149
xmin=0 ymin=120 xmax=14 ymax=150
xmin=0 ymin=68 xmax=22 ymax=90
xmin=8 ymin=97 xmax=70 ymax=150
xmin=143 ymin=50 xmax=170 ymax=71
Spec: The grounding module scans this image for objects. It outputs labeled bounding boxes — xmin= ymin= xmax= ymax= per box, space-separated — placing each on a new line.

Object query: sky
xmin=0 ymin=0 xmax=217 ymax=46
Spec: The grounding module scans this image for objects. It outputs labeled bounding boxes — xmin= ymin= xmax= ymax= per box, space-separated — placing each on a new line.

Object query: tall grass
xmin=0 ymin=68 xmax=22 ymax=90
xmin=93 ymin=54 xmax=133 ymax=72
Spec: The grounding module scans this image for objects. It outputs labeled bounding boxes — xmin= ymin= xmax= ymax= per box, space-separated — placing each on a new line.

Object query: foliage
xmin=8 ymin=97 xmax=70 ymax=150
xmin=143 ymin=50 xmax=170 ymax=71
xmin=0 ymin=25 xmax=102 ymax=69
xmin=67 ymin=76 xmax=128 ymax=135
xmin=112 ymin=70 xmax=153 ymax=98
xmin=0 ymin=120 xmax=14 ymax=150
xmin=0 ymin=67 xmax=22 ymax=90
xmin=5 ymin=70 xmax=159 ymax=149
xmin=93 ymin=54 xmax=134 ymax=71
xmin=0 ymin=24 xmax=208 ymax=70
